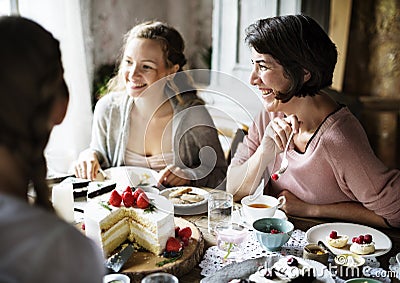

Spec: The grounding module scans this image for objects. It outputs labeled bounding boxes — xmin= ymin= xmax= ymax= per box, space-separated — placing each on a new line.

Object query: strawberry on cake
xmin=327 ymin=230 xmax=349 ymax=248
xmin=350 ymin=234 xmax=375 ymax=255
xmin=84 ymin=186 xmax=175 ymax=257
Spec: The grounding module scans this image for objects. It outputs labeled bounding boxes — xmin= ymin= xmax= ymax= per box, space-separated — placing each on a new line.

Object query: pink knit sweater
xmin=232 ymin=107 xmax=400 ymax=227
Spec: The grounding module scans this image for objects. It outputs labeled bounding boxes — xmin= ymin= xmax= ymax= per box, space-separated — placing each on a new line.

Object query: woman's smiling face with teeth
xmin=122 ymin=38 xmax=175 ymax=98
xmin=249 ymin=49 xmax=291 ymax=112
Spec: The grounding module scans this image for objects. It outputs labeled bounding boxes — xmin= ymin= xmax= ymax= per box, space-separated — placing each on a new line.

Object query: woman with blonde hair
xmin=75 ymin=21 xmax=226 ymax=188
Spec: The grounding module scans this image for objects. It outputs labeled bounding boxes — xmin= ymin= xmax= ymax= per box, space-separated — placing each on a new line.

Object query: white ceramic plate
xmin=306 ymin=222 xmax=392 ymax=258
xmin=160 ymin=186 xmax=209 ymax=215
xmin=102 ymin=166 xmax=159 ymax=191
xmin=200 ymin=255 xmax=334 ymax=283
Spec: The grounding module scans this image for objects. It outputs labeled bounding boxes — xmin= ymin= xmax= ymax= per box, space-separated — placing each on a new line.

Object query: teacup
xmin=241 ymin=195 xmax=286 ymax=223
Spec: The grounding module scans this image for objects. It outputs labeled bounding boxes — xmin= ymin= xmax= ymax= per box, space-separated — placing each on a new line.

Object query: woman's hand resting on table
xmin=278 ymin=190 xmax=316 ymax=217
xmin=278 ymin=190 xmax=389 ymax=227
xmin=157 ymin=164 xmax=191 ymax=187
xmin=74 ymin=151 xmax=101 ymax=180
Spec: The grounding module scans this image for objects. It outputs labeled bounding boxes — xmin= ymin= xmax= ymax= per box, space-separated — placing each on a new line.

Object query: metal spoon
xmin=318 ymin=240 xmax=336 ymax=258
xmin=271 ymin=131 xmax=294 ymax=181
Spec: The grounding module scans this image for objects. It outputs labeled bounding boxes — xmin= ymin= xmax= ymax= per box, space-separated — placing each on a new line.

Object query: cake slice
xmin=84 ymin=190 xmax=175 ymax=257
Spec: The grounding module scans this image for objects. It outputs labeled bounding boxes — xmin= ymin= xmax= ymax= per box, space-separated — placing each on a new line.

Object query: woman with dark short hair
xmin=227 ymin=15 xmax=400 ymax=228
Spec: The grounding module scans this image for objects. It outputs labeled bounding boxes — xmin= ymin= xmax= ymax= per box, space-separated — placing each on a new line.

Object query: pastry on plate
xmin=327 ymin=230 xmax=349 ymax=248
xmin=169 ymin=187 xmax=192 ymax=198
xmin=350 ymin=234 xmax=375 ymax=255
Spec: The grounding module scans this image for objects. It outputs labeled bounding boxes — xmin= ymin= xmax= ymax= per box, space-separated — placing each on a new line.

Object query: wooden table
xmin=178 ymin=211 xmax=400 ymax=283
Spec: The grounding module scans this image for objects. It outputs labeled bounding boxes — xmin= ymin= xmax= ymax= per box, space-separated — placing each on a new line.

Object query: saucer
xmin=232 ymin=208 xmax=287 ymax=228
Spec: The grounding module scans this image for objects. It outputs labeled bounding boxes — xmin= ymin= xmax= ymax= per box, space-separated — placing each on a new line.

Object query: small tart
xmin=350 ymin=242 xmax=375 ymax=255
xmin=327 ymin=235 xmax=349 ymax=248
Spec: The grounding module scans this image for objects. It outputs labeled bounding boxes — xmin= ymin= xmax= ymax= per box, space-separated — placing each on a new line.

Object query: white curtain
xmin=18 ymin=0 xmax=93 ymax=175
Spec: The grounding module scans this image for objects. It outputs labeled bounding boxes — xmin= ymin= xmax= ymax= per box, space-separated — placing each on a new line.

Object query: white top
xmin=124 ymin=149 xmax=174 ymax=171
xmin=0 ymin=193 xmax=104 ymax=283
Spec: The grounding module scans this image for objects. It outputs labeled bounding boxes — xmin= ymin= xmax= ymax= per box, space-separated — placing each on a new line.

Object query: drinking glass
xmin=141 ymin=272 xmax=178 ymax=283
xmin=215 ymin=222 xmax=248 ymax=263
xmin=208 ymin=191 xmax=233 ymax=234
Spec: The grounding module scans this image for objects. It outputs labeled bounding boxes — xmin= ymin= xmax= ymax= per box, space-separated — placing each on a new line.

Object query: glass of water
xmin=208 ymin=191 xmax=233 ymax=234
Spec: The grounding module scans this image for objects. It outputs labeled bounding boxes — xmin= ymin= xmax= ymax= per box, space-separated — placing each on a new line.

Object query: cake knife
xmin=104 ymin=244 xmax=135 ymax=273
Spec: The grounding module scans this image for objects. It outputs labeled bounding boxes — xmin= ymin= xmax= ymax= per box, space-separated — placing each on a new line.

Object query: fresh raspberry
xmin=132 ymin=188 xmax=144 ymax=203
xmin=364 ymin=234 xmax=373 ymax=244
xmin=175 ymin=226 xmax=181 ymax=237
xmin=178 ymin=227 xmax=192 ymax=239
xmin=329 ymin=230 xmax=338 ymax=239
xmin=270 ymin=229 xmax=280 ymax=234
xmin=165 ymin=237 xmax=182 ymax=252
xmin=122 ymin=190 xmax=134 ymax=207
xmin=287 ymin=257 xmax=298 ymax=266
xmin=271 ymin=173 xmax=279 ymax=181
xmin=81 ymin=223 xmax=85 ymax=230
xmin=136 ymin=192 xmax=150 ymax=209
xmin=358 ymin=235 xmax=364 ymax=244
xmin=109 ymin=190 xmax=122 ymax=207
xmin=352 ymin=237 xmax=357 ymax=243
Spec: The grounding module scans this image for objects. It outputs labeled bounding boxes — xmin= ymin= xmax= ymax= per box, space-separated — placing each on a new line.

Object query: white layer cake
xmin=84 ymin=192 xmax=175 ymax=257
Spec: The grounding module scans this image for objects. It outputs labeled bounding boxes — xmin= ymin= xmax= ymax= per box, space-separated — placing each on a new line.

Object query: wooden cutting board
xmin=121 ymin=217 xmax=204 ymax=282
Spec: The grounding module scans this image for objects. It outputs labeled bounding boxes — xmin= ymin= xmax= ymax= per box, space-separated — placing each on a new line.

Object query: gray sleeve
xmin=174 ymin=105 xmax=227 ymax=188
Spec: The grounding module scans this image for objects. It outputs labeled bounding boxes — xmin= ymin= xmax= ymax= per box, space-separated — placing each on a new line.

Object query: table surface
xmin=59 ymin=180 xmax=399 ymax=283
xmin=178 ymin=210 xmax=400 ymax=283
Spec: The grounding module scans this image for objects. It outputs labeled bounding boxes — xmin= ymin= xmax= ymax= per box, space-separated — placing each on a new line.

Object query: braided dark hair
xmin=0 ymin=16 xmax=69 ymax=210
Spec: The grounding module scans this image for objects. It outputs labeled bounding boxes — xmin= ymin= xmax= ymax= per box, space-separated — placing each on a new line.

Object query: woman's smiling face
xmin=122 ymin=38 xmax=176 ymax=98
xmin=249 ymin=48 xmax=291 ymax=112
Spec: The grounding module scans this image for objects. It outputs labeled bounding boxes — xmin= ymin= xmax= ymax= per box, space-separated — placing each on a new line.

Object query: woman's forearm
xmin=227 ymin=145 xmax=274 ymax=200
xmin=312 ymin=202 xmax=389 ymax=228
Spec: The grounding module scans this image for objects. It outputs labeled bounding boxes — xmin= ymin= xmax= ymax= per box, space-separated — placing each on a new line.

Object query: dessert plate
xmin=160 ymin=187 xmax=209 ymax=215
xmin=102 ymin=166 xmax=159 ymax=192
xmin=306 ymin=222 xmax=392 ymax=258
xmin=200 ymin=255 xmax=334 ymax=283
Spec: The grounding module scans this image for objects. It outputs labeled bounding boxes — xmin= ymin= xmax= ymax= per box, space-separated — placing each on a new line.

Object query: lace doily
xmin=199 ymin=228 xmax=391 ymax=282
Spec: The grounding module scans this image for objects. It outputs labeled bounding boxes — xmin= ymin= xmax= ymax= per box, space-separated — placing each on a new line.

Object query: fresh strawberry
xmin=165 ymin=237 xmax=182 ymax=252
xmin=329 ymin=230 xmax=338 ymax=239
xmin=122 ymin=190 xmax=134 ymax=207
xmin=364 ymin=234 xmax=372 ymax=244
xmin=136 ymin=192 xmax=150 ymax=209
xmin=124 ymin=186 xmax=132 ymax=194
xmin=175 ymin=226 xmax=181 ymax=237
xmin=181 ymin=237 xmax=189 ymax=247
xmin=178 ymin=227 xmax=192 ymax=239
xmin=271 ymin=173 xmax=279 ymax=181
xmin=133 ymin=188 xmax=144 ymax=203
xmin=109 ymin=190 xmax=122 ymax=207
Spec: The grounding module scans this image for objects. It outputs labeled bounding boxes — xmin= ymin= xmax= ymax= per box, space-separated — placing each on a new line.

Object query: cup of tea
xmin=241 ymin=195 xmax=286 ymax=223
